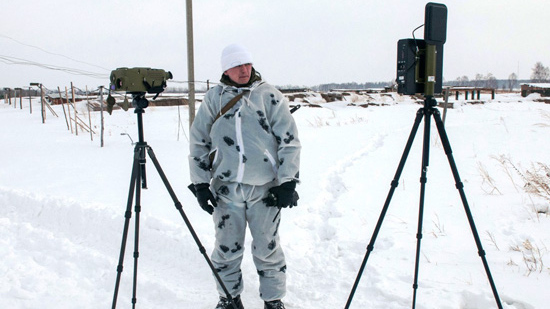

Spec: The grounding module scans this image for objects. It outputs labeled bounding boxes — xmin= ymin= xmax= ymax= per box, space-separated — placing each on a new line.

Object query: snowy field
xmin=1 ymin=92 xmax=549 ymax=308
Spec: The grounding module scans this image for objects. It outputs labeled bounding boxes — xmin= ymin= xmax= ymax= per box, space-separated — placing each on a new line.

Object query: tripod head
xmin=130 ymin=92 xmax=149 ymax=110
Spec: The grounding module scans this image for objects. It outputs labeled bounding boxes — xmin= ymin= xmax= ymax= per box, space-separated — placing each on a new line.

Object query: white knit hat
xmin=221 ymin=44 xmax=253 ymax=72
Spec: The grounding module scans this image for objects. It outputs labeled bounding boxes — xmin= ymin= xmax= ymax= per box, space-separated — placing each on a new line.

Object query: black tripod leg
xmin=411 ymin=107 xmax=433 ymax=309
xmin=345 ymin=109 xmax=424 ymax=309
xmin=137 ymin=142 xmax=148 ymax=189
xmin=432 ymin=109 xmax=503 ymax=309
xmin=112 ymin=148 xmax=140 ymax=309
xmin=146 ymin=147 xmax=240 ymax=309
xmin=131 ymin=147 xmax=144 ymax=309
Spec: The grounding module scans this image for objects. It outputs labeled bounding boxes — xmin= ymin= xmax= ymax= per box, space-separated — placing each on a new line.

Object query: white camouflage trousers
xmin=210 ymin=179 xmax=286 ymax=301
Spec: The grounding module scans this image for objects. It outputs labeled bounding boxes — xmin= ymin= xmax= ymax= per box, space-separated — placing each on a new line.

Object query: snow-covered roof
xmin=521 ymin=83 xmax=550 ymax=88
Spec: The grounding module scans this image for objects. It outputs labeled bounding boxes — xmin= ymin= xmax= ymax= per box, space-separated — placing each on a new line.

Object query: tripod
xmin=345 ymin=96 xmax=503 ymax=309
xmin=111 ymin=93 xmax=239 ymax=309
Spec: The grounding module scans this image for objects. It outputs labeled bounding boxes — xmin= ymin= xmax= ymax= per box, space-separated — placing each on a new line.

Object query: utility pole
xmin=99 ymin=86 xmax=105 ymax=147
xmin=28 ymin=87 xmax=33 ymax=114
xmin=99 ymin=86 xmax=105 ymax=148
xmin=14 ymin=88 xmax=23 ymax=109
xmin=3 ymin=88 xmax=11 ymax=106
xmin=186 ymin=0 xmax=196 ymax=127
xmin=40 ymin=84 xmax=46 ymax=123
xmin=30 ymin=83 xmax=45 ymax=123
xmin=71 ymin=82 xmax=78 ymax=136
xmin=12 ymin=88 xmax=16 ymax=109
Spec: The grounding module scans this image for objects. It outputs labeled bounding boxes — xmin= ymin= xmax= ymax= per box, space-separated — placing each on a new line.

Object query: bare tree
xmin=508 ymin=72 xmax=517 ymax=91
xmin=455 ymin=75 xmax=469 ymax=86
xmin=531 ymin=62 xmax=550 ymax=83
xmin=485 ymin=73 xmax=498 ymax=89
xmin=474 ymin=73 xmax=484 ymax=87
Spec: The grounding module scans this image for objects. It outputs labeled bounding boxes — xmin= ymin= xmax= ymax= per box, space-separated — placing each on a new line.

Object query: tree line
xmin=448 ymin=62 xmax=549 ymax=91
xmin=295 ymin=62 xmax=550 ymax=92
xmin=2 ymin=63 xmax=549 ymax=97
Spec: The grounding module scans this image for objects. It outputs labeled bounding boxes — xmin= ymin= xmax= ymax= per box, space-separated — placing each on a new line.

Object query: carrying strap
xmin=208 ymin=91 xmax=248 ymax=166
xmin=214 ymin=91 xmax=248 ymax=122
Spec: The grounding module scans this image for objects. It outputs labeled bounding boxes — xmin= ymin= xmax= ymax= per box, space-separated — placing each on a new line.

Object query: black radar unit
xmin=346 ymin=4 xmax=504 ymax=309
xmin=396 ymin=2 xmax=447 ymax=96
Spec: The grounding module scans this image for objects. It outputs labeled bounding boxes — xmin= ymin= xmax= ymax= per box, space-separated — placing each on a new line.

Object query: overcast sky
xmin=1 ymin=0 xmax=549 ymax=90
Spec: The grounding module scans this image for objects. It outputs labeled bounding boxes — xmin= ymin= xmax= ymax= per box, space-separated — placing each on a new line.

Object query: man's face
xmin=224 ymin=63 xmax=252 ymax=85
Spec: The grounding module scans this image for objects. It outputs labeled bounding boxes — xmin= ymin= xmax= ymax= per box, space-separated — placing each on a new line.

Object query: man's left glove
xmin=188 ymin=183 xmax=217 ymax=215
xmin=265 ymin=181 xmax=299 ymax=208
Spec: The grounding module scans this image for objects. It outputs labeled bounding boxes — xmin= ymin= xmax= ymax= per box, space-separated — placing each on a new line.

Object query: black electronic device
xmin=396 ymin=39 xmax=444 ymax=95
xmin=396 ymin=2 xmax=447 ymax=96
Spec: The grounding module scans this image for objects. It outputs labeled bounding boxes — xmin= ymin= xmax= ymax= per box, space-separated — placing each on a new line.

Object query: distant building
xmin=521 ymin=83 xmax=550 ymax=97
xmin=278 ymin=88 xmax=311 ymax=93
xmin=46 ymin=93 xmax=86 ymax=105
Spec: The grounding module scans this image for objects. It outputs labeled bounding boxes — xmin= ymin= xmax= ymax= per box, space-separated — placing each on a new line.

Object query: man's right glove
xmin=189 ymin=183 xmax=217 ymax=215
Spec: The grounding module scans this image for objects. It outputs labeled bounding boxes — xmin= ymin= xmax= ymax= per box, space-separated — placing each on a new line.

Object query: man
xmin=189 ymin=43 xmax=301 ymax=309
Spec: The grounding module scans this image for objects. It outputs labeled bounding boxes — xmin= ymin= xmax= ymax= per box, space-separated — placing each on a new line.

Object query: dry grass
xmin=307 ymin=112 xmax=367 ymax=127
xmin=493 ymin=155 xmax=550 ymax=217
xmin=510 ymin=239 xmax=546 ymax=276
xmin=477 ymin=161 xmax=502 ymax=195
xmin=522 ymin=163 xmax=550 ymax=205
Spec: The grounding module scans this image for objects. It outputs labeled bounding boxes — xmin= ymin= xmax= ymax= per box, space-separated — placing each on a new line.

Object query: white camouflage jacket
xmin=189 ymin=79 xmax=301 ymax=186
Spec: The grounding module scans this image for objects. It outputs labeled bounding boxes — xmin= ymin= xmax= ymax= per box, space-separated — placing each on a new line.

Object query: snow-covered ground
xmin=1 ymin=92 xmax=548 ymax=308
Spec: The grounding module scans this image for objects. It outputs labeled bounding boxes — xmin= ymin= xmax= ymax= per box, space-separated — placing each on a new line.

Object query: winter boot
xmin=215 ymin=295 xmax=244 ymax=309
xmin=264 ymin=299 xmax=285 ymax=309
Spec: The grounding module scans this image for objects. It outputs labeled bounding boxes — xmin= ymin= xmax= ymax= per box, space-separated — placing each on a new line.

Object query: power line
xmin=0 ymin=34 xmax=217 ymax=88
xmin=168 ymin=80 xmax=215 ymax=85
xmin=0 ymin=33 xmax=111 ymax=72
xmin=0 ymin=55 xmax=108 ymax=79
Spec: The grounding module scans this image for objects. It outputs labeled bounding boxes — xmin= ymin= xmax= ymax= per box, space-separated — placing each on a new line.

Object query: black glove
xmin=190 ymin=183 xmax=217 ymax=215
xmin=265 ymin=181 xmax=299 ymax=208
